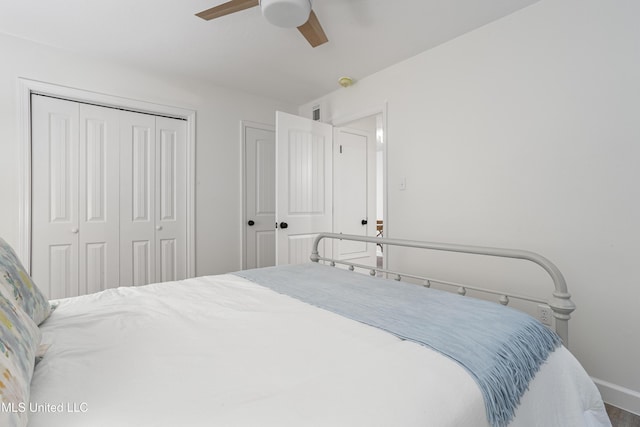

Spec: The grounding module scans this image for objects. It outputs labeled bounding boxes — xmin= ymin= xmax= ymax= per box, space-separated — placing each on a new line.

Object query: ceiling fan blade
xmin=297 ymin=10 xmax=328 ymax=47
xmin=196 ymin=0 xmax=259 ymax=21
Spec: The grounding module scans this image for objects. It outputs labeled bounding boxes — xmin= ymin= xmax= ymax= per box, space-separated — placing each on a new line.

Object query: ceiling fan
xmin=195 ymin=0 xmax=328 ymax=47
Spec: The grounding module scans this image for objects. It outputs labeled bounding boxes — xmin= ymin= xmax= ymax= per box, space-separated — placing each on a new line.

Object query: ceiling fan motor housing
xmin=261 ymin=0 xmax=312 ymax=28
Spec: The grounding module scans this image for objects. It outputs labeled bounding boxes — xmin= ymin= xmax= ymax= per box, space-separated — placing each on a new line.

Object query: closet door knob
xmin=361 ymin=219 xmax=368 ymax=225
xmin=71 ymin=228 xmax=79 ymax=234
xmin=279 ymin=222 xmax=288 ymax=229
xmin=156 ymin=225 xmax=163 ymax=231
xmin=247 ymin=220 xmax=255 ymax=226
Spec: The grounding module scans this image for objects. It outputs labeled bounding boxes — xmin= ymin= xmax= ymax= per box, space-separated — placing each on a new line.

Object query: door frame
xmin=17 ymin=78 xmax=197 ymax=277
xmin=329 ymin=103 xmax=388 ymax=269
xmin=240 ymin=120 xmax=275 ymax=270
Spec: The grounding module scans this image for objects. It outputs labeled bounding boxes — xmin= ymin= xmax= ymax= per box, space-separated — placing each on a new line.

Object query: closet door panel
xmin=155 ymin=117 xmax=187 ymax=282
xmin=31 ymin=96 xmax=80 ymax=299
xmin=159 ymin=129 xmax=176 ymax=222
xmin=159 ymin=239 xmax=177 ymax=282
xmin=120 ymin=112 xmax=157 ymax=287
xmin=132 ymin=240 xmax=152 ymax=286
xmin=79 ymin=104 xmax=120 ymax=294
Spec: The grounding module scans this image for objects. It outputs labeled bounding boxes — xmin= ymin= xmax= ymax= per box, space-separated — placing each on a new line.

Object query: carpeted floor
xmin=606 ymin=404 xmax=640 ymax=427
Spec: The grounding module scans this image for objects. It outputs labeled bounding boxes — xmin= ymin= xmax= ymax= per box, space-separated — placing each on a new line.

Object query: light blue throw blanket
xmin=234 ymin=263 xmax=561 ymax=427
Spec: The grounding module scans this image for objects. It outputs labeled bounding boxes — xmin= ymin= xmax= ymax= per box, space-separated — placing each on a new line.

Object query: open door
xmin=275 ymin=111 xmax=333 ymax=265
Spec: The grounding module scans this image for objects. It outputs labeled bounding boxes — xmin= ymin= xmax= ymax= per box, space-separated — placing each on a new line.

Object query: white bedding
xmin=29 ymin=274 xmax=609 ymax=427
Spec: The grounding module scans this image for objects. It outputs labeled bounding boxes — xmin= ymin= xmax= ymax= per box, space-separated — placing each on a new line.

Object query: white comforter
xmin=29 ymin=274 xmax=610 ymax=427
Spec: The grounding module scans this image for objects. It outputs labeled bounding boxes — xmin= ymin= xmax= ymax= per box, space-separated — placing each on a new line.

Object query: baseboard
xmin=593 ymin=377 xmax=640 ymax=416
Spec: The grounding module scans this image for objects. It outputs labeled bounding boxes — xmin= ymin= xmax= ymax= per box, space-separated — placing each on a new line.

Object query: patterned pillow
xmin=0 ymin=289 xmax=41 ymax=427
xmin=0 ymin=238 xmax=51 ymax=325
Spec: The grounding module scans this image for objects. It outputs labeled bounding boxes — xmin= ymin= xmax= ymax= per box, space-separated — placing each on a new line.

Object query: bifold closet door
xmin=31 ymin=96 xmax=120 ymax=298
xmin=33 ymin=96 xmax=188 ymax=297
xmin=119 ymin=113 xmax=187 ymax=287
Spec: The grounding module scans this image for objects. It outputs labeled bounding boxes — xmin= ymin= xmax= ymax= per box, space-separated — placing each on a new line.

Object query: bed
xmin=0 ymin=233 xmax=610 ymax=427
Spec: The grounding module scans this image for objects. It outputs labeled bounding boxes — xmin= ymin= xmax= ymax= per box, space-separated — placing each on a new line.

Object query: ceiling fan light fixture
xmin=261 ymin=0 xmax=312 ymax=28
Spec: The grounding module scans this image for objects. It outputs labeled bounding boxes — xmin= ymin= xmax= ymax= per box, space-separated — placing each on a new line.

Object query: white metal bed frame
xmin=310 ymin=233 xmax=576 ymax=346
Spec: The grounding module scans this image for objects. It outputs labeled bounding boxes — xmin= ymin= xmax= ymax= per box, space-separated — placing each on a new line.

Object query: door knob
xmin=279 ymin=222 xmax=288 ymax=229
xmin=247 ymin=220 xmax=255 ymax=226
xmin=156 ymin=225 xmax=163 ymax=231
xmin=361 ymin=219 xmax=368 ymax=225
xmin=71 ymin=228 xmax=79 ymax=234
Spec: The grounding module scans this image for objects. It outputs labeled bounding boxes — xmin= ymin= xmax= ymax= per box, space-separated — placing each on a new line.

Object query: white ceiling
xmin=0 ymin=0 xmax=538 ymax=105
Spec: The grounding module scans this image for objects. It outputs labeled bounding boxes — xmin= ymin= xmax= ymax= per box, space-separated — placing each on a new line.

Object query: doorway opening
xmin=242 ymin=107 xmax=387 ymax=271
xmin=334 ymin=112 xmax=386 ymax=271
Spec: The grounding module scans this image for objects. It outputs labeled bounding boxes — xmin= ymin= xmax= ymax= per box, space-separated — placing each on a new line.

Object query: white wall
xmin=300 ymin=0 xmax=640 ymax=414
xmin=0 ymin=33 xmax=294 ymax=277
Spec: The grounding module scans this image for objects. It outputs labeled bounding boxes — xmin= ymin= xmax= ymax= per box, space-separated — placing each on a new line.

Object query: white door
xmin=244 ymin=125 xmax=276 ymax=269
xmin=275 ymin=111 xmax=333 ymax=265
xmin=120 ymin=113 xmax=187 ymax=286
xmin=333 ymin=126 xmax=377 ymax=266
xmin=31 ymin=96 xmax=80 ymax=298
xmin=78 ymin=104 xmax=121 ymax=295
xmin=32 ymin=98 xmax=122 ymax=298
xmin=119 ymin=112 xmax=156 ymax=286
xmin=155 ymin=116 xmax=187 ymax=282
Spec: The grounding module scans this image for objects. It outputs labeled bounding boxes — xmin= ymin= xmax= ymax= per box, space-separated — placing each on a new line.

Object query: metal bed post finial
xmin=310 ymin=246 xmax=320 ymax=263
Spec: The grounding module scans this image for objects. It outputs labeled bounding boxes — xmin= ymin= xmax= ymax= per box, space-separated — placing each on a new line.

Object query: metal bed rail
xmin=310 ymin=232 xmax=576 ymax=346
